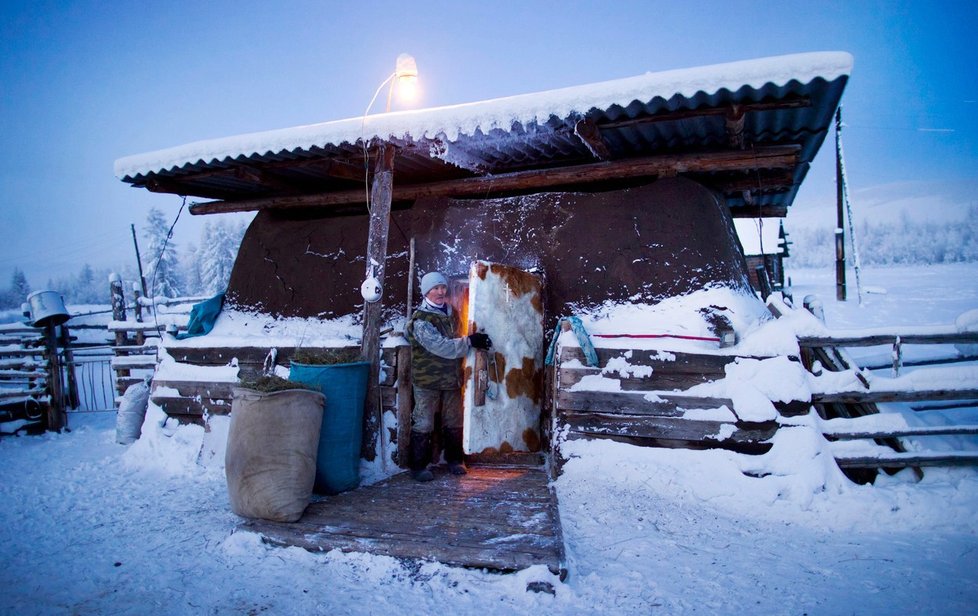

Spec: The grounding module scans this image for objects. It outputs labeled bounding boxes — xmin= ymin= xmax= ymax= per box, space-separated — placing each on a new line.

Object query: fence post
xmin=59 ymin=324 xmax=80 ymax=409
xmin=109 ymin=273 xmax=127 ymax=347
xmin=44 ymin=323 xmax=66 ymax=431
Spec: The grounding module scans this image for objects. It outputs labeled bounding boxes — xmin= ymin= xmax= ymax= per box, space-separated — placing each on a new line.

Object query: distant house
xmin=115 ymin=52 xmax=851 ymax=464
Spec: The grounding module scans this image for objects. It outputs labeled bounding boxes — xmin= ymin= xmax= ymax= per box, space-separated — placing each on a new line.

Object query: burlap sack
xmin=225 ymin=387 xmax=325 ymax=522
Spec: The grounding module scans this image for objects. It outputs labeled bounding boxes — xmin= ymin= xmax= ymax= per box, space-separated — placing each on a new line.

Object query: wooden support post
xmin=59 ymin=324 xmax=80 ymax=410
xmin=396 ymin=344 xmax=412 ymax=468
xmin=835 ymin=107 xmax=847 ymax=302
xmin=360 ymin=143 xmax=395 ymax=461
xmin=44 ymin=324 xmax=66 ymax=431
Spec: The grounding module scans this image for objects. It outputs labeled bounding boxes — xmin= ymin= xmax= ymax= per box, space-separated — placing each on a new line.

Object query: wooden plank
xmin=558 ymin=366 xmax=719 ymax=391
xmin=835 ymin=451 xmax=978 ymax=469
xmin=163 ymin=345 xmax=396 ymax=368
xmin=238 ymin=466 xmax=565 ymax=575
xmin=149 ymin=395 xmax=232 ymax=416
xmin=151 ymin=380 xmax=235 ymax=399
xmin=0 ymin=388 xmax=47 ymax=400
xmin=561 ymin=412 xmax=777 ymax=445
xmin=558 ymin=346 xmax=744 ymax=373
xmin=556 ymin=389 xmax=733 ymax=415
xmin=814 ymin=388 xmax=978 ymax=404
xmin=189 ymin=145 xmax=801 ymax=215
xmin=111 ymin=355 xmax=157 ymax=369
xmin=824 ymin=424 xmax=978 ymax=440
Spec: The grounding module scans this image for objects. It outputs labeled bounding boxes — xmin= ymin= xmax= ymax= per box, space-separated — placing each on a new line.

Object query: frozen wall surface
xmin=226 ymin=177 xmax=753 ymax=324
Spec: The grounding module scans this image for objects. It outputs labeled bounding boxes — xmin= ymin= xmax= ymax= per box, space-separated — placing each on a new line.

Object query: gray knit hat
xmin=420 ymin=271 xmax=449 ymax=297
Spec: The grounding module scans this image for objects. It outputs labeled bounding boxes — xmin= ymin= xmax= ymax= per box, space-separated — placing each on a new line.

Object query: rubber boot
xmin=409 ymin=431 xmax=434 ymax=482
xmin=444 ymin=427 xmax=467 ymax=476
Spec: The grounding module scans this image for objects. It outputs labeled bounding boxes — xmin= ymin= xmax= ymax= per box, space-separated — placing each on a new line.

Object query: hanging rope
xmin=149 ymin=196 xmax=188 ymax=356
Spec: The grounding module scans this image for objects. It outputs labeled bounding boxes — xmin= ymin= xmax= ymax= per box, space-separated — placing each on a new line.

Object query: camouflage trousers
xmin=411 ymin=386 xmax=463 ymax=434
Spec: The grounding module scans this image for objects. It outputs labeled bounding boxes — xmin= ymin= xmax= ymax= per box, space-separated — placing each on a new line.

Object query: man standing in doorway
xmin=406 ymin=271 xmax=492 ymax=482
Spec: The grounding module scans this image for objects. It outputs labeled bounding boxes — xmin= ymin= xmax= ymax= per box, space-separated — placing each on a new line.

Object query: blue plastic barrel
xmin=289 ymin=361 xmax=370 ymax=494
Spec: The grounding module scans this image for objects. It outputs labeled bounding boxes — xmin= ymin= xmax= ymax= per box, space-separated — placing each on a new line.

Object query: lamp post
xmin=359 ymin=54 xmax=419 ymax=463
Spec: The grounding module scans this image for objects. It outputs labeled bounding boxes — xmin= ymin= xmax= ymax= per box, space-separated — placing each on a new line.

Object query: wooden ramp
xmin=239 ymin=465 xmax=567 ymax=577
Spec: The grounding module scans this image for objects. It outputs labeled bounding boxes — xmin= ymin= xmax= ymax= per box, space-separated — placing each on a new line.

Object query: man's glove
xmin=468 ymin=332 xmax=493 ymax=350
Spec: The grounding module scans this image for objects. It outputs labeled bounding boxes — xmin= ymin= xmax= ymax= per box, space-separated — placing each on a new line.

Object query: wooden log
xmin=798 ymin=331 xmax=978 ymax=347
xmin=814 ymin=388 xmax=978 ymax=404
xmin=824 ymin=424 xmax=978 ymax=440
xmin=360 ymin=143 xmax=395 ymax=462
xmin=835 ymin=451 xmax=978 ymax=469
xmin=188 ymin=145 xmax=802 ymax=215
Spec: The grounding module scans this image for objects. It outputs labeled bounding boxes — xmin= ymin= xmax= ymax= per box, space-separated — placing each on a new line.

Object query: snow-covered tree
xmin=183 ymin=241 xmax=203 ymax=295
xmin=0 ymin=268 xmax=32 ymax=308
xmin=199 ymin=220 xmax=242 ymax=294
xmin=142 ymin=208 xmax=183 ymax=298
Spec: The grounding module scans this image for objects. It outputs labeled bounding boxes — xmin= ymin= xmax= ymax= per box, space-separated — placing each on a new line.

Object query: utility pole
xmin=835 ymin=107 xmax=847 ymax=301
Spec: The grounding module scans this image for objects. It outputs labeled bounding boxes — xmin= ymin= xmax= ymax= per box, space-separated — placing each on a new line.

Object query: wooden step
xmin=561 ymin=411 xmax=777 ymax=445
xmin=835 ymin=451 xmax=978 ymax=469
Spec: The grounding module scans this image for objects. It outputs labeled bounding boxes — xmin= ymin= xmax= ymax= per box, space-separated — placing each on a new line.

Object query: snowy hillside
xmin=1 ymin=263 xmax=976 ymax=614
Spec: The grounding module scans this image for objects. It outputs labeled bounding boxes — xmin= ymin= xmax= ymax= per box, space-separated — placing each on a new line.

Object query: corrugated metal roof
xmin=115 ymin=52 xmax=851 ymax=212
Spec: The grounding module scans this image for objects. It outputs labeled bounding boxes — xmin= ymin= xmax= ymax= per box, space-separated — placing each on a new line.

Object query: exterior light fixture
xmin=364 ymin=53 xmax=420 ymax=116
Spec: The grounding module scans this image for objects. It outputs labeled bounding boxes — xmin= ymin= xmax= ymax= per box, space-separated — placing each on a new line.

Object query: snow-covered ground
xmin=2 ymin=263 xmax=977 ymax=615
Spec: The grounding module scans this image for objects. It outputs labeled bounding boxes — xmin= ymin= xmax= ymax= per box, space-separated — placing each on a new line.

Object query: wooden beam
xmin=716 ymin=170 xmax=795 ymax=194
xmin=190 ymin=145 xmax=801 ymax=215
xmin=574 ymin=118 xmax=612 ymax=160
xmin=729 ymin=205 xmax=788 ymax=218
xmin=725 ymin=106 xmax=746 ymax=149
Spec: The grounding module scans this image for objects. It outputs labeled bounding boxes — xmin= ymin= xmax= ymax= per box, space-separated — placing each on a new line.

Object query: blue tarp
xmin=174 ymin=292 xmax=225 ymax=340
xmin=545 ymin=316 xmax=599 ymax=367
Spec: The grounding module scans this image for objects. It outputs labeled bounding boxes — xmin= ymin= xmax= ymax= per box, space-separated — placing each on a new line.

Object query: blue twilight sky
xmin=1 ymin=0 xmax=976 ymax=287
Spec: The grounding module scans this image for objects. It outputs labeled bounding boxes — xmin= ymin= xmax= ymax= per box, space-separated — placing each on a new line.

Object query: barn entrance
xmin=452 ymin=261 xmax=545 ymax=457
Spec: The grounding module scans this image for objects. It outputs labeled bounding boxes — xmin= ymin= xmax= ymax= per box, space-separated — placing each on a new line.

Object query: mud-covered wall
xmin=226 ymin=177 xmax=753 ymax=323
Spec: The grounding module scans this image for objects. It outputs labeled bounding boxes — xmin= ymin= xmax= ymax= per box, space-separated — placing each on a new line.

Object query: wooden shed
xmin=115 ymin=50 xmax=849 ymax=457
xmin=114 ymin=52 xmax=850 ymax=570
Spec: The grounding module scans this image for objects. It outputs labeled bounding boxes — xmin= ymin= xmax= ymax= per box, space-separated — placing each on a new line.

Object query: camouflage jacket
xmin=406 ymin=301 xmax=469 ymax=390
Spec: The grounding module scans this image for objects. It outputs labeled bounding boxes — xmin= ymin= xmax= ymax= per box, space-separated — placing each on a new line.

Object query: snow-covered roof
xmin=115 ymin=51 xmax=852 ymax=213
